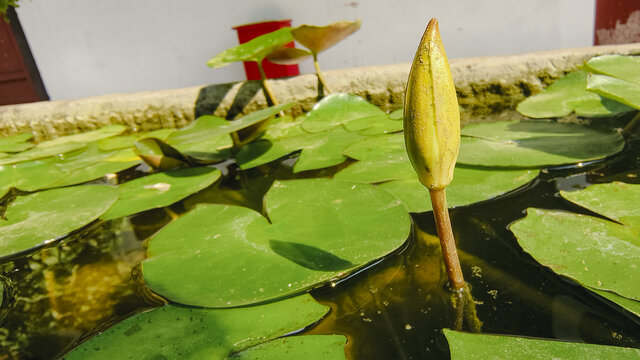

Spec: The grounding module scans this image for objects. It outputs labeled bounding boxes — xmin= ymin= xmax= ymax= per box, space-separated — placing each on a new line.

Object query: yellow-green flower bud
xmin=403 ymin=18 xmax=460 ymax=190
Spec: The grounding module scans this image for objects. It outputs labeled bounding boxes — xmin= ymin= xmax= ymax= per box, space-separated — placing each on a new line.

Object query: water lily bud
xmin=403 ymin=18 xmax=460 ymax=190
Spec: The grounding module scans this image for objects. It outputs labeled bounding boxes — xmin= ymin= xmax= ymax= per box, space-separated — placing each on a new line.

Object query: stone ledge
xmin=2 ymin=43 xmax=640 ymax=141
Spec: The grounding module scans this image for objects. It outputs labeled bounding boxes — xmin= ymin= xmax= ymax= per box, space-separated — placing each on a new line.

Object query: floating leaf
xmin=237 ymin=126 xmax=362 ymax=172
xmin=587 ymin=74 xmax=640 ymax=110
xmin=378 ymin=167 xmax=537 ymax=213
xmin=292 ymin=20 xmax=361 ymax=54
xmin=207 ymin=27 xmax=294 ymax=68
xmin=300 ymin=93 xmax=386 ymax=133
xmin=0 ymin=158 xmax=67 ymax=192
xmin=134 ymin=138 xmax=189 ymax=170
xmin=457 ymin=120 xmax=624 ymax=167
xmin=232 ymin=335 xmax=347 ymax=359
xmin=98 ymin=129 xmax=175 ymax=151
xmin=444 ymin=329 xmax=640 ymax=360
xmin=585 ymin=54 xmax=640 ymax=85
xmin=143 ymin=178 xmax=410 ymax=307
xmin=0 ymin=125 xmax=127 ymax=165
xmin=63 ymin=294 xmax=345 ymax=360
xmin=0 ymin=133 xmax=33 ymax=153
xmin=511 ymin=182 xmax=640 ymax=313
xmin=516 ymin=70 xmax=632 ymax=118
xmin=591 ymin=288 xmax=640 ymax=318
xmin=266 ymin=47 xmax=313 ymax=65
xmin=0 ymin=185 xmax=119 ymax=259
xmin=51 ymin=149 xmax=141 ymax=188
xmin=101 ymin=167 xmax=221 ymax=221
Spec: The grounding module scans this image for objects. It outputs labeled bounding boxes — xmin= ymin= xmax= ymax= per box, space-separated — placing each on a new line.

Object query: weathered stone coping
xmin=1 ymin=43 xmax=640 ymax=141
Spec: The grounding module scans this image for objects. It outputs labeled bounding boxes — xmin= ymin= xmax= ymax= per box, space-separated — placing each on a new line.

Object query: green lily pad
xmin=207 ymin=27 xmax=294 ymax=68
xmin=378 ymin=167 xmax=537 ymax=213
xmin=134 ymin=138 xmax=190 ymax=170
xmin=0 ymin=185 xmax=119 ymax=259
xmin=0 ymin=125 xmax=127 ymax=165
xmin=585 ymin=54 xmax=640 ymax=85
xmin=591 ymin=288 xmax=640 ymax=318
xmin=511 ymin=182 xmax=640 ymax=312
xmin=51 ymin=149 xmax=141 ymax=188
xmin=587 ymin=74 xmax=640 ymax=110
xmin=0 ymin=133 xmax=34 ymax=153
xmin=237 ymin=126 xmax=362 ymax=172
xmin=101 ymin=166 xmax=221 ymax=221
xmin=143 ymin=178 xmax=410 ymax=307
xmin=300 ymin=93 xmax=386 ymax=133
xmin=293 ymin=127 xmax=363 ymax=173
xmin=457 ymin=120 xmax=625 ymax=168
xmin=232 ymin=335 xmax=347 ymax=359
xmin=0 ymin=158 xmax=67 ymax=192
xmin=444 ymin=329 xmax=640 ymax=360
xmin=334 ymin=133 xmax=414 ymax=183
xmin=63 ymin=294 xmax=345 ymax=360
xmin=98 ymin=129 xmax=176 ymax=151
xmin=516 ymin=70 xmax=632 ymax=118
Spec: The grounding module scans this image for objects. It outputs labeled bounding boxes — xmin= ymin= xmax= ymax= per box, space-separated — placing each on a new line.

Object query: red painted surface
xmin=0 ymin=8 xmax=47 ymax=106
xmin=594 ymin=0 xmax=640 ymax=45
xmin=233 ymin=19 xmax=299 ymax=81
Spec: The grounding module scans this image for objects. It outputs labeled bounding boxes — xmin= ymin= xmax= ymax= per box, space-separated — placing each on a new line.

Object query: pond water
xmin=1 ymin=124 xmax=639 ymax=359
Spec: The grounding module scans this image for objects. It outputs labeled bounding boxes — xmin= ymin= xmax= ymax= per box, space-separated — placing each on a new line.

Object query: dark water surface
xmin=1 ymin=133 xmax=639 ymax=360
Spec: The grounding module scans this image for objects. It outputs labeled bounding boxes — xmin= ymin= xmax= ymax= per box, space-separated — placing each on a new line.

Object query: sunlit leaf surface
xmin=516 ymin=70 xmax=632 ymax=118
xmin=207 ymin=28 xmax=294 ymax=68
xmin=587 ymin=74 xmax=640 ymax=110
xmin=101 ymin=167 xmax=221 ymax=221
xmin=457 ymin=120 xmax=624 ymax=167
xmin=444 ymin=329 xmax=640 ymax=360
xmin=63 ymin=294 xmax=345 ymax=360
xmin=511 ymin=182 xmax=640 ymax=314
xmin=143 ymin=178 xmax=410 ymax=307
xmin=0 ymin=133 xmax=33 ymax=153
xmin=585 ymin=54 xmax=640 ymax=85
xmin=0 ymin=185 xmax=119 ymax=259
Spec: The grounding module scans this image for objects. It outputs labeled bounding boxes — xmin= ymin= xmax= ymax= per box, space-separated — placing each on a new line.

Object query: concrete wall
xmin=16 ymin=0 xmax=595 ymax=101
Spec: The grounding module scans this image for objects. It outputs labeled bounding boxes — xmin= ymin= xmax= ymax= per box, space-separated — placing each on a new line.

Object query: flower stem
xmin=313 ymin=54 xmax=332 ymax=94
xmin=429 ymin=188 xmax=465 ymax=290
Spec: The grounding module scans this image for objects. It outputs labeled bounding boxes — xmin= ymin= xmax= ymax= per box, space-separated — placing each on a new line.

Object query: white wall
xmin=16 ymin=0 xmax=595 ymax=100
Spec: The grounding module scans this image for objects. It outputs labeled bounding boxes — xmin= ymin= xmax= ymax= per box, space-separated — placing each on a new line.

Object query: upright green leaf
xmin=207 ymin=28 xmax=294 ymax=68
xmin=292 ymin=20 xmax=361 ymax=54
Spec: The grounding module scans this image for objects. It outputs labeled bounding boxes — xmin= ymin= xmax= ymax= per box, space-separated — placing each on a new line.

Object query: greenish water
xmin=1 ymin=132 xmax=639 ymax=359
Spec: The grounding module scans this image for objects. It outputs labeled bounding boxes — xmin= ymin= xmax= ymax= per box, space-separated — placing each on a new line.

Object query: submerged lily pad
xmin=101 ymin=167 xmax=221 ymax=221
xmin=0 ymin=185 xmax=119 ymax=259
xmin=207 ymin=27 xmax=294 ymax=68
xmin=63 ymin=294 xmax=346 ymax=360
xmin=143 ymin=178 xmax=410 ymax=307
xmin=444 ymin=329 xmax=640 ymax=360
xmin=457 ymin=120 xmax=625 ymax=167
xmin=511 ymin=182 xmax=640 ymax=313
xmin=516 ymin=70 xmax=632 ymax=118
